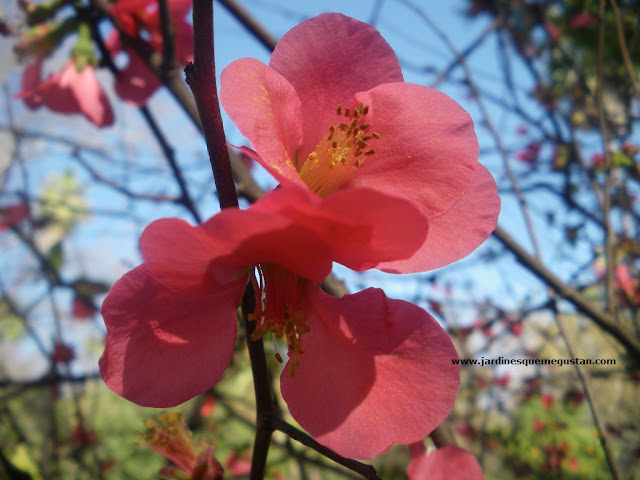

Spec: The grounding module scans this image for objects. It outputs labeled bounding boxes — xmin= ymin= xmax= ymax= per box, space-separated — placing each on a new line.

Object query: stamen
xmin=249 ymin=264 xmax=309 ymax=375
xmin=297 ymin=103 xmax=380 ymax=197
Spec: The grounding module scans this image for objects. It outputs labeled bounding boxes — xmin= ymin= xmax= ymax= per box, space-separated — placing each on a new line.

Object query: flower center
xmin=248 ymin=264 xmax=310 ymax=375
xmin=298 ymin=103 xmax=380 ymax=198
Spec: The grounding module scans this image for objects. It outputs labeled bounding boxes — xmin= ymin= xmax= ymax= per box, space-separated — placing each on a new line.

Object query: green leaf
xmin=47 ymin=242 xmax=64 ymax=272
xmin=611 ymin=150 xmax=632 ymax=168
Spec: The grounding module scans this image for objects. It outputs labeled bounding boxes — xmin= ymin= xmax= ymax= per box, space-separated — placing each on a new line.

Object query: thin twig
xmin=272 ymin=418 xmax=382 ymax=480
xmin=493 ymin=226 xmax=640 ymax=359
xmin=217 ymin=0 xmax=278 ymax=51
xmin=597 ymin=0 xmax=617 ymax=316
xmin=608 ymin=0 xmax=640 ymax=104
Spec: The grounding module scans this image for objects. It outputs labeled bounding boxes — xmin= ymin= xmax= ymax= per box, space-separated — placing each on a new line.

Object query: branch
xmin=217 ymin=0 xmax=277 ymax=51
xmin=493 ymin=225 xmax=640 ymax=359
xmin=272 ymin=418 xmax=382 ymax=480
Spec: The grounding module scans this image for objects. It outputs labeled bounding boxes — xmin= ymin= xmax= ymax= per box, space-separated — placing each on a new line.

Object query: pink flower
xmin=516 ymin=141 xmax=541 ymax=164
xmin=52 ymin=342 xmax=75 ymax=363
xmin=15 ymin=58 xmax=114 ymax=127
xmin=72 ymin=295 xmax=97 ymax=319
xmin=100 ymin=185 xmax=459 ymax=459
xmin=0 ymin=203 xmax=29 ymax=231
xmin=107 ymin=0 xmax=193 ymax=105
xmin=545 ymin=23 xmax=560 ymax=42
xmin=407 ymin=443 xmax=484 ymax=480
xmin=569 ymin=12 xmax=597 ymax=29
xmin=220 ymin=13 xmax=499 ymax=274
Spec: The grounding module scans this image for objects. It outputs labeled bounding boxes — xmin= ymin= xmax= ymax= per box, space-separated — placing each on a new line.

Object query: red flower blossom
xmin=493 ymin=373 xmax=510 ymax=387
xmin=516 ymin=141 xmax=541 ymax=164
xmin=0 ymin=203 xmax=29 ymax=231
xmin=220 ymin=13 xmax=499 ymax=274
xmin=100 ymin=185 xmax=459 ymax=459
xmin=15 ymin=58 xmax=114 ymax=127
xmin=533 ymin=419 xmax=546 ymax=432
xmin=72 ymin=425 xmax=97 ymax=447
xmin=52 ymin=342 xmax=75 ymax=363
xmin=106 ymin=0 xmax=193 ymax=105
xmin=72 ymin=295 xmax=97 ymax=319
xmin=407 ymin=443 xmax=484 ymax=480
xmin=569 ymin=12 xmax=597 ymax=29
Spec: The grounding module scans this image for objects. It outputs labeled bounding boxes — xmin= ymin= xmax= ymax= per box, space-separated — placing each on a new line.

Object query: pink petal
xmin=99 ymin=264 xmax=243 ymax=407
xmin=407 ymin=445 xmax=484 ymax=480
xmin=0 ymin=203 xmax=29 ymax=230
xmin=281 ymin=288 xmax=459 ymax=459
xmin=270 ymin=13 xmax=404 ymax=157
xmin=169 ymin=0 xmax=192 ymax=22
xmin=615 ymin=264 xmax=636 ymax=300
xmin=16 ymin=59 xmax=43 ymax=109
xmin=71 ymin=64 xmax=115 ymax=127
xmin=140 ymin=217 xmax=225 ymax=293
xmin=378 ymin=165 xmax=499 ymax=273
xmin=115 ymin=49 xmax=161 ymax=105
xmin=141 ymin=208 xmax=334 ymax=291
xmin=220 ymin=58 xmax=306 ymax=186
xmin=174 ymin=20 xmax=194 ymax=64
xmin=36 ymin=65 xmax=81 ymax=114
xmin=352 ymin=82 xmax=479 ymax=219
xmin=252 ymin=186 xmax=428 ymax=270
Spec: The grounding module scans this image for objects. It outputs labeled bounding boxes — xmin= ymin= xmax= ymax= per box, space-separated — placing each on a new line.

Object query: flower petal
xmin=378 ymin=165 xmax=499 ymax=273
xmin=408 ymin=445 xmax=484 ymax=480
xmin=220 ymin=58 xmax=306 ymax=186
xmin=16 ymin=59 xmax=43 ymax=109
xmin=353 ymin=82 xmax=479 ymax=218
xmin=99 ymin=264 xmax=243 ymax=407
xmin=270 ymin=13 xmax=403 ymax=156
xmin=141 ymin=208 xmax=334 ymax=291
xmin=252 ymin=186 xmax=428 ymax=270
xmin=71 ymin=65 xmax=115 ymax=127
xmin=115 ymin=48 xmax=161 ymax=105
xmin=281 ymin=288 xmax=459 ymax=459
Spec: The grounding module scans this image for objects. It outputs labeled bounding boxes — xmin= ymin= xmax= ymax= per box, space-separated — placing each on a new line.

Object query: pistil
xmin=248 ymin=264 xmax=309 ymax=375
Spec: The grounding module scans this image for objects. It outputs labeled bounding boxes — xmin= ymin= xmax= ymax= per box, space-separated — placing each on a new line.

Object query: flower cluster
xmin=14 ymin=0 xmax=193 ymax=125
xmin=100 ymin=13 xmax=500 ymax=461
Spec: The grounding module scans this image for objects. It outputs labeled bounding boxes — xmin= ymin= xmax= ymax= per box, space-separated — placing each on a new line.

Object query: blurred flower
xmin=0 ymin=204 xmax=29 ymax=231
xmin=15 ymin=58 xmax=114 ymax=127
xmin=569 ymin=12 xmax=597 ymax=29
xmin=220 ymin=13 xmax=499 ymax=274
xmin=106 ymin=0 xmax=193 ymax=105
xmin=533 ymin=419 xmax=546 ymax=432
xmin=72 ymin=295 xmax=97 ymax=320
xmin=545 ymin=23 xmax=560 ymax=41
xmin=493 ymin=373 xmax=510 ymax=388
xmin=72 ymin=425 xmax=97 ymax=447
xmin=52 ymin=342 xmax=75 ymax=363
xmin=100 ymin=184 xmax=458 ymax=459
xmin=516 ymin=141 xmax=541 ymax=164
xmin=407 ymin=443 xmax=484 ymax=480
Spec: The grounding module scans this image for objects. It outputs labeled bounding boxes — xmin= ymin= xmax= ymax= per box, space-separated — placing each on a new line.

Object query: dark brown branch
xmin=241 ymin=281 xmax=275 ymax=479
xmin=272 ymin=418 xmax=382 ymax=480
xmin=217 ymin=0 xmax=277 ymax=51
